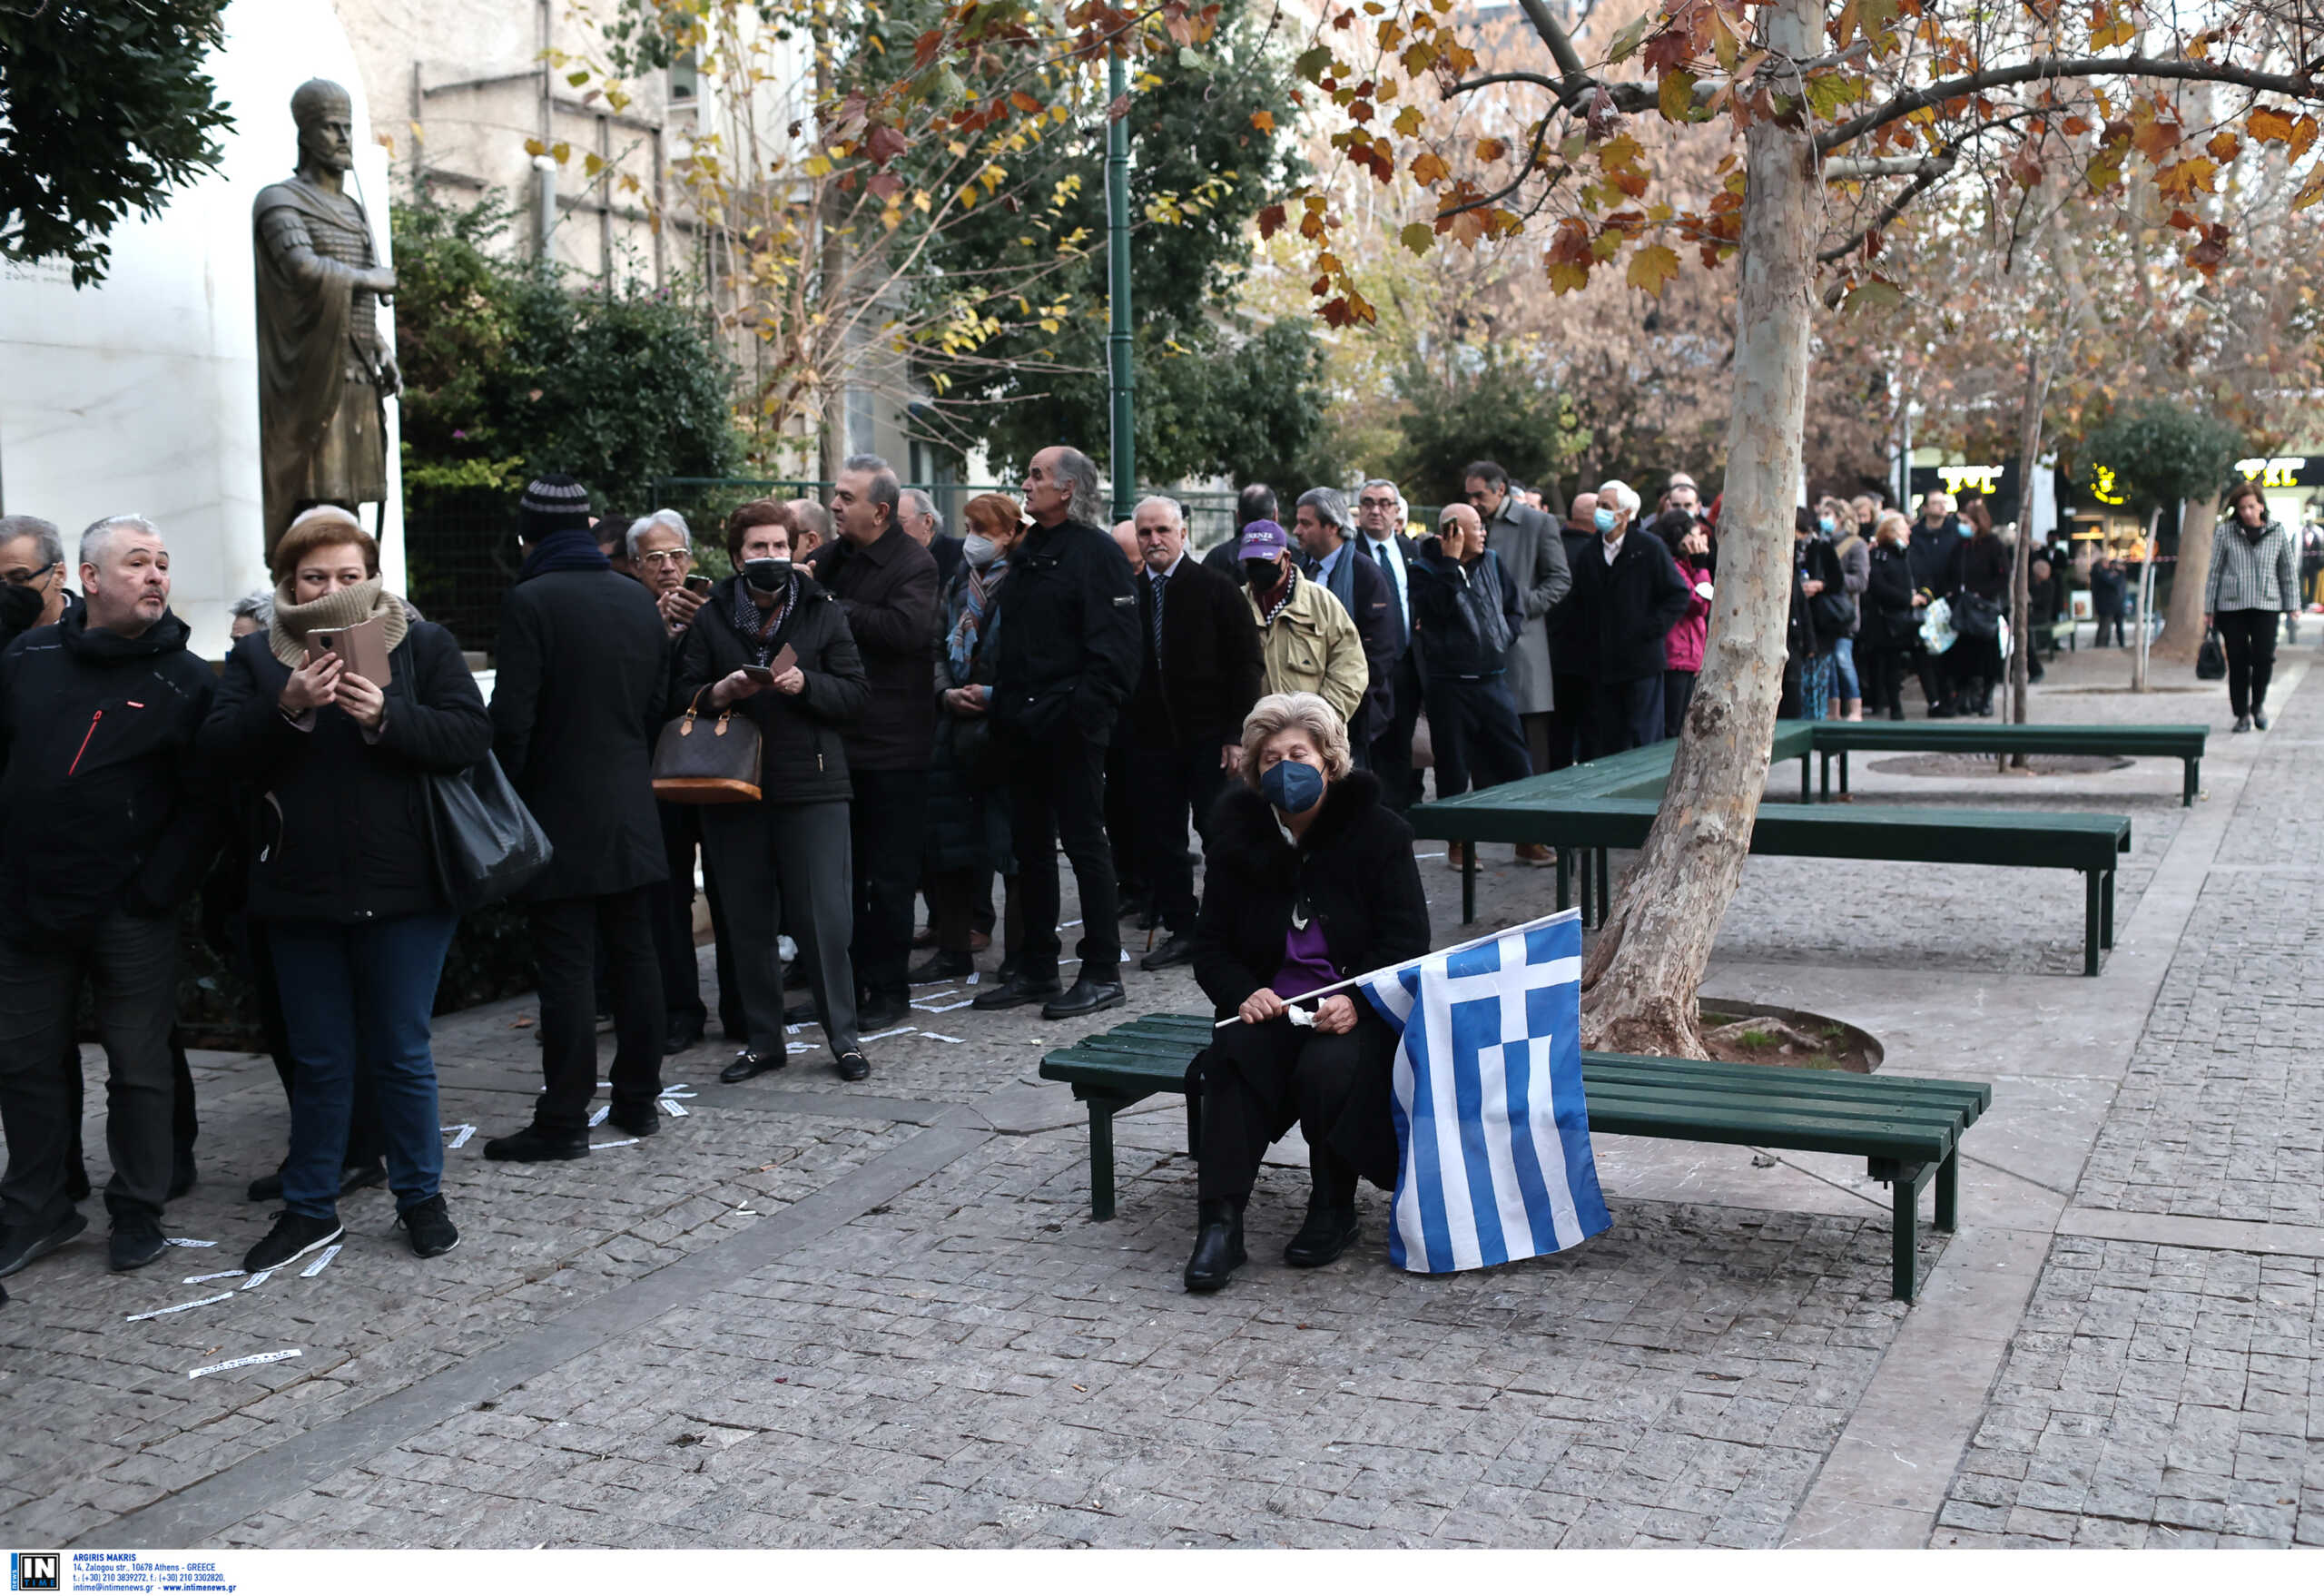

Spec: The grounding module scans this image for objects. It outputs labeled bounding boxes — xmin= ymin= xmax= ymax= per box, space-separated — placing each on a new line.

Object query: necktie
xmin=1367 ymin=538 xmax=1406 ymax=647
xmin=1149 ymin=568 xmax=1168 ymax=664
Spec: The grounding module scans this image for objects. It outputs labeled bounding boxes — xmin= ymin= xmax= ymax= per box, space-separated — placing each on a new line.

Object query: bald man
xmin=1407 ymin=504 xmax=1531 ymax=862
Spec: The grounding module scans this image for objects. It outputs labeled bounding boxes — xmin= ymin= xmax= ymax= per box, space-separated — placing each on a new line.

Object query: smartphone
xmin=739 ymin=665 xmax=777 ymax=685
xmin=684 ymin=573 xmax=713 ymax=595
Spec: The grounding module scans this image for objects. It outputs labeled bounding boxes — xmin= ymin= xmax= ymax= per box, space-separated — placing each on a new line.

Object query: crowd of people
xmin=0 ymin=453 xmax=2299 ymax=1303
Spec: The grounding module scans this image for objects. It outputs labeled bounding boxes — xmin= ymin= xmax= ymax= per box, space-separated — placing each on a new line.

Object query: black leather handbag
xmin=1953 ymin=592 xmax=2003 ymax=640
xmin=424 ymin=753 xmax=553 ymax=911
xmin=2196 ymin=627 xmax=2228 ymax=680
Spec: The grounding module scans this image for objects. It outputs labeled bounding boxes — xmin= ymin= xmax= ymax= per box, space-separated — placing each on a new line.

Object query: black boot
xmin=1182 ymin=1197 xmax=1246 ymax=1293
xmin=1284 ymin=1148 xmax=1360 ymax=1268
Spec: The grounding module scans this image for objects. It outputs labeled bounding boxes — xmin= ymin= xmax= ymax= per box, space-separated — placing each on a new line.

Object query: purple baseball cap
xmin=1236 ymin=519 xmax=1289 ymax=559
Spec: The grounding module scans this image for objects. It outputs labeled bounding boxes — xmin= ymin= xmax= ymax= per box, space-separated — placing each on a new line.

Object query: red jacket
xmin=1665 ymin=555 xmax=1711 ymax=673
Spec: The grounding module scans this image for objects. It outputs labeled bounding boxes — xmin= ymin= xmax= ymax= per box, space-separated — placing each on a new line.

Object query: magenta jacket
xmin=1665 ymin=556 xmax=1711 ymax=673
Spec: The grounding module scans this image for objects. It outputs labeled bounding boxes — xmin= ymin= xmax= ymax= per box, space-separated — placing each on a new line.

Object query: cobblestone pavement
xmin=5 ymin=640 xmax=2316 ymax=1548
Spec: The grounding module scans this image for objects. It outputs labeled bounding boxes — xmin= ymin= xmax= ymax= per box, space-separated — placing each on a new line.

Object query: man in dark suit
xmin=812 ymin=455 xmax=941 ymax=1032
xmin=1547 ymin=492 xmax=1600 ymax=769
xmin=485 ymin=476 xmax=671 ymax=1162
xmin=1294 ymin=487 xmax=1398 ymax=768
xmin=1565 ymin=480 xmax=1691 ymax=754
xmin=1351 ymin=480 xmax=1424 ymax=805
xmin=1124 ymin=497 xmax=1264 ymax=971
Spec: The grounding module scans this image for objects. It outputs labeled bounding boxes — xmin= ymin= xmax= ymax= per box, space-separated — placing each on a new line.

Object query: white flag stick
xmin=1211 ymin=910 xmax=1573 ymax=1030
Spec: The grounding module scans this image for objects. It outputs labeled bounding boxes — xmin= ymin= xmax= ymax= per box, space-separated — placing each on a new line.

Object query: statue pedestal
xmin=0 ymin=0 xmax=401 ymax=662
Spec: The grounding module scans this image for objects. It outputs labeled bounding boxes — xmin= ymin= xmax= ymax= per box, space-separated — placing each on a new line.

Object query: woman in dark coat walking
xmin=1183 ymin=693 xmax=1431 ymax=1293
xmin=201 ymin=507 xmax=493 ymax=1274
xmin=671 ymin=504 xmax=872 ymax=1081
xmin=1950 ymin=498 xmax=2011 ymax=716
xmin=1858 ymin=512 xmax=1926 ymax=721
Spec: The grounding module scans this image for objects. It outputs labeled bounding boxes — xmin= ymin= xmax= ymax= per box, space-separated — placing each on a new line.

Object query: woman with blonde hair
xmin=1182 ymin=693 xmax=1430 ymax=1292
xmin=1859 ymin=511 xmax=1925 ymax=721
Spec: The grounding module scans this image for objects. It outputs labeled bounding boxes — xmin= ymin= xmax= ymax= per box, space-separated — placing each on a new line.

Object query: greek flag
xmin=1358 ymin=909 xmax=1610 ymax=1274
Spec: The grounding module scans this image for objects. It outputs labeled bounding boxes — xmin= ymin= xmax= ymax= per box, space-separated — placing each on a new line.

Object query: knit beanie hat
xmin=517 ymin=474 xmax=594 ymax=541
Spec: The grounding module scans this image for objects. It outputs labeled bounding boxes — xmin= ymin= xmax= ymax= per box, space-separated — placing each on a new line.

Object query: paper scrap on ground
xmin=661 ymin=1084 xmax=690 ymax=1094
xmin=787 ymin=1043 xmax=815 ymax=1053
xmin=861 ymin=1025 xmax=915 ymax=1042
xmin=966 ymin=972 xmax=980 ymax=985
xmin=189 ymin=1348 xmax=301 ymax=1380
xmin=442 ymin=1123 xmax=477 ymax=1148
xmin=917 ymin=999 xmax=973 ymax=1013
xmin=241 ymin=1268 xmax=276 ymax=1290
xmin=300 ymin=1244 xmax=341 ymax=1278
xmin=126 ymin=1292 xmax=236 ymax=1322
xmin=587 ymin=1105 xmax=609 ymax=1127
xmin=592 ymin=1138 xmax=640 ymax=1149
xmin=164 ymin=1237 xmax=217 ymax=1248
xmin=659 ymin=1098 xmax=689 ymax=1117
xmin=183 ymin=1270 xmax=246 ymax=1286
xmin=921 ymin=1032 xmax=963 ymax=1044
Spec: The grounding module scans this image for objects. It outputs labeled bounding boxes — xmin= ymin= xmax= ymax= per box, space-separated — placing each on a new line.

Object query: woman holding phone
xmin=670 ymin=501 xmax=872 ymax=1081
xmin=200 ymin=505 xmax=491 ymax=1273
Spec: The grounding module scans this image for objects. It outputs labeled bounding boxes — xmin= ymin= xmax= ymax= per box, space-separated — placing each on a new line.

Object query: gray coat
xmin=2204 ymin=517 xmax=2299 ymax=614
xmin=1484 ymin=498 xmax=1573 ymax=714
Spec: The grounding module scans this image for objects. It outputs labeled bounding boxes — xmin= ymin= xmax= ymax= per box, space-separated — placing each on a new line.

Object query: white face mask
xmin=962 ymin=533 xmax=1001 ymax=567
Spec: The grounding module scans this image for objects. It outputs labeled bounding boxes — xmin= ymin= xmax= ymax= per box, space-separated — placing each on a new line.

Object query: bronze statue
xmin=253 ymin=78 xmax=400 ymax=560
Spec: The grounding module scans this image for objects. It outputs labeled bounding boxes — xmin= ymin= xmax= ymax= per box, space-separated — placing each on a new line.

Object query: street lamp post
xmin=1106 ymin=44 xmax=1135 ymax=525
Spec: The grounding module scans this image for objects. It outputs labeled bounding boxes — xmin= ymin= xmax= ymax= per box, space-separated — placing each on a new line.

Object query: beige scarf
xmin=268 ymin=576 xmax=410 ymax=669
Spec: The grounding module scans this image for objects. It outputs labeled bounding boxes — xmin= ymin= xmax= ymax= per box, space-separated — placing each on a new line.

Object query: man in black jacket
xmin=812 ymin=454 xmax=940 ymax=1032
xmin=1203 ymin=484 xmax=1279 ymax=586
xmin=484 ymin=477 xmax=671 ymax=1163
xmin=973 ymin=445 xmax=1140 ymax=1020
xmin=1352 ymin=479 xmax=1424 ymax=807
xmin=1295 ymin=487 xmax=1399 ymax=765
xmin=1409 ymin=505 xmax=1532 ymax=827
xmin=0 ymin=515 xmax=215 ymax=1278
xmin=1546 ymin=493 xmax=1600 ymax=769
xmin=1566 ymin=481 xmax=1691 ymax=753
xmin=1125 ymin=497 xmax=1264 ymax=971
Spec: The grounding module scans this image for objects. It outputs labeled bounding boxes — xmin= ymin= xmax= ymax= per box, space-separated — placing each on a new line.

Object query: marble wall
xmin=0 ymin=0 xmax=403 ymax=663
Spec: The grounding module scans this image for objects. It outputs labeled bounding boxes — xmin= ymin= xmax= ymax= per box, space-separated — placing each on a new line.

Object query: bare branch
xmin=1817 ymin=156 xmax=1956 ymax=266
xmin=1512 ymin=0 xmax=1590 ymax=85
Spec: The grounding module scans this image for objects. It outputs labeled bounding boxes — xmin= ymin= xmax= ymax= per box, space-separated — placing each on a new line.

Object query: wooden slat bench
xmin=1039 ymin=1012 xmax=1994 ymax=1301
xmin=1806 ymin=721 xmax=2207 ymax=807
xmin=1412 ymin=724 xmax=2133 ymax=975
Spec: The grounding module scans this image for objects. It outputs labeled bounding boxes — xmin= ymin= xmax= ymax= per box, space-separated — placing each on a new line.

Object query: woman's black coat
xmin=1861 ymin=542 xmax=1920 ymax=648
xmin=1190 ymin=769 xmax=1432 ymax=1018
xmin=1958 ymin=533 xmax=2012 ymax=603
xmin=668 ymin=573 xmax=868 ymax=808
xmin=201 ymin=622 xmax=493 ymax=922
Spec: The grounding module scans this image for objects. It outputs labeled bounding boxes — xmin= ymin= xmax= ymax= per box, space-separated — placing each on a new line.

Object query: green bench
xmin=1806 ymin=721 xmax=2207 ymax=807
xmin=1414 ymin=724 xmax=2133 ymax=975
xmin=1038 ymin=1012 xmax=1994 ymax=1301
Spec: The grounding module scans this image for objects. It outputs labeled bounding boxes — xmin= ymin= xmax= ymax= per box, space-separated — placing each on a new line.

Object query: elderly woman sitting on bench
xmin=1184 ymin=692 xmax=1432 ymax=1293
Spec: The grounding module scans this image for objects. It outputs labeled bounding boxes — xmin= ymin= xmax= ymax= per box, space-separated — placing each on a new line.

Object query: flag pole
xmin=1210 ymin=909 xmax=1576 ymax=1030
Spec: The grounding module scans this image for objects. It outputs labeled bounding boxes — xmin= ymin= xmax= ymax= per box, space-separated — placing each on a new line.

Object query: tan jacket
xmin=1247 ymin=569 xmax=1368 ymax=729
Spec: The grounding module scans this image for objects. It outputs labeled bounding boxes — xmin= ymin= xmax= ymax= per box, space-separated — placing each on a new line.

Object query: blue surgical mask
xmin=1956 ymin=523 xmax=1974 ymax=537
xmin=1260 ymin=757 xmax=1325 ymax=816
xmin=1818 ymin=516 xmax=1836 ymax=534
xmin=1593 ymin=507 xmax=1618 ymax=534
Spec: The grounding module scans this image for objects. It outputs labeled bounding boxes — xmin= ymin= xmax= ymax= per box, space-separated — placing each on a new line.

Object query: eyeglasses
xmin=1357 ymin=497 xmax=1398 ymax=509
xmin=637 ymin=549 xmax=692 ymax=567
xmin=1 ymin=560 xmax=55 ymax=587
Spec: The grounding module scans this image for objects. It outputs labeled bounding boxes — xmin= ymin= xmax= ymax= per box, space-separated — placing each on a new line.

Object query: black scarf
xmin=518 ymin=528 xmax=612 ymax=581
xmin=2237 ymin=516 xmax=2273 ymax=546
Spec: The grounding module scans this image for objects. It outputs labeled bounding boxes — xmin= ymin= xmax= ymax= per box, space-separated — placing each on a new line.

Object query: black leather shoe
xmin=1183 ymin=1198 xmax=1246 ymax=1292
xmin=1284 ymin=1203 xmax=1360 ymax=1268
xmin=720 ymin=1049 xmax=785 ymax=1084
xmin=2233 ymin=714 xmax=2251 ymax=733
xmin=1139 ymin=933 xmax=1196 ymax=972
xmin=0 ymin=1212 xmax=88 ymax=1278
xmin=971 ymin=974 xmax=1063 ymax=1011
xmin=608 ymin=1101 xmax=662 ymax=1137
xmin=857 ymin=990 xmax=911 ymax=1030
xmin=482 ymin=1125 xmax=590 ymax=1162
xmin=663 ymin=1017 xmax=704 ymax=1056
xmin=2254 ymin=709 xmax=2271 ymax=730
xmin=1041 ymin=978 xmax=1126 ymax=1020
xmin=907 ymin=951 xmax=974 ymax=985
xmin=834 ymin=1049 xmax=871 ymax=1082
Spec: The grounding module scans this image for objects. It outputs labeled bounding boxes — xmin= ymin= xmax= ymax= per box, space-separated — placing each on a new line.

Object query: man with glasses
xmin=0 ymin=517 xmax=74 ymax=650
xmin=1353 ymin=481 xmax=1423 ymax=807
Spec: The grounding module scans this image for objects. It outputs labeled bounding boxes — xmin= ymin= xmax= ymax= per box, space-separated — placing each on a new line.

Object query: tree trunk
xmin=2007 ymin=356 xmax=2048 ymax=755
xmin=2154 ymin=496 xmax=2219 ymax=663
xmin=1578 ymin=0 xmax=1817 ymax=1057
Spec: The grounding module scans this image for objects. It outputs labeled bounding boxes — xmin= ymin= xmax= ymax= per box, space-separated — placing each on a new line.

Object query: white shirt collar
xmin=1601 ymin=533 xmax=1624 ymax=565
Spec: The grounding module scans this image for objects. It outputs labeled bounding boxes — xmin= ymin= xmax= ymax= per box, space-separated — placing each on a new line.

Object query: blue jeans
xmin=269 ymin=912 xmax=458 ymax=1219
xmin=1832 ymin=636 xmax=1860 ymax=703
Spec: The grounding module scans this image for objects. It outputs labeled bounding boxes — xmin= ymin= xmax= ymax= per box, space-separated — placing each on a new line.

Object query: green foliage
xmin=0 ymin=0 xmax=235 ymax=286
xmin=918 ymin=0 xmax=1326 ymax=481
xmin=392 ymin=197 xmax=740 ymax=506
xmin=2076 ymin=400 xmax=2244 ymax=515
xmin=1393 ymin=354 xmax=1592 ymax=506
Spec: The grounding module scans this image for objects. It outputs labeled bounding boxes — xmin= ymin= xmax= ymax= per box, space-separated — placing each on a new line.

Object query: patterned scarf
xmin=731 ymin=572 xmax=795 ymax=665
xmin=1256 ymin=561 xmax=1301 ymax=627
xmin=947 ymin=557 xmax=1008 ymax=681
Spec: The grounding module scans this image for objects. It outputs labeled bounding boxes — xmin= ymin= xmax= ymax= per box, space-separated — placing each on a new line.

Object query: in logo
xmin=9 ymin=1553 xmax=59 ymax=1592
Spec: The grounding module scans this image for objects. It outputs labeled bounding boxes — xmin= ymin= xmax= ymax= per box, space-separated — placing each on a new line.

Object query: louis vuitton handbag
xmin=652 ymin=689 xmax=763 ymax=803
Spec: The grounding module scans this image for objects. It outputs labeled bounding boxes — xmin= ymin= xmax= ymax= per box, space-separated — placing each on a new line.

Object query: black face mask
xmin=741 ymin=558 xmax=792 ymax=592
xmin=0 ymin=581 xmax=45 ymax=635
xmin=1244 ymin=558 xmax=1284 ymax=593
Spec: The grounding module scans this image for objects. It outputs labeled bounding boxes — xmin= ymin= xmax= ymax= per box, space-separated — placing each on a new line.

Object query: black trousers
xmin=654 ymin=802 xmax=744 ymax=1038
xmin=1369 ymin=650 xmax=1424 ymax=809
xmin=1593 ymin=674 xmax=1665 ymax=754
xmin=1910 ymin=644 xmax=1951 ymax=711
xmin=1426 ymin=674 xmax=1533 ymax=798
xmin=0 ymin=912 xmax=178 ymax=1228
xmin=1198 ymin=1014 xmax=1398 ymax=1203
xmin=1661 ymin=669 xmax=1697 ymax=741
xmin=1104 ymin=741 xmax=1144 ymax=904
xmin=528 ymin=889 xmax=664 ymax=1135
xmin=2093 ymin=609 xmax=2125 ymax=646
xmin=1862 ymin=644 xmax=1911 ymax=719
xmin=1008 ymin=728 xmax=1119 ymax=982
xmin=1126 ymin=740 xmax=1230 ymax=939
xmin=1547 ymin=671 xmax=1597 ymax=769
xmin=849 ymin=768 xmax=928 ymax=1001
xmin=2216 ymin=607 xmax=2281 ymax=716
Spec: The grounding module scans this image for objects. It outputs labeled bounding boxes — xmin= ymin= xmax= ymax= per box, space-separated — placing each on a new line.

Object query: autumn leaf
xmin=1400 ymin=222 xmax=1434 ymax=255
xmin=1412 ymin=151 xmax=1451 ymax=185
xmin=1476 ymin=137 xmax=1508 ymax=163
xmin=1606 ymin=15 xmax=1651 ymax=63
xmin=2153 ymin=156 xmax=2218 ymax=200
xmin=2130 ymin=115 xmax=2181 ymax=164
xmin=2292 ymin=115 xmax=2319 ymax=162
xmin=1393 ymin=106 xmax=1423 ymax=137
xmin=2248 ymin=105 xmax=2296 ymax=143
xmin=1659 ymin=69 xmax=1699 ymax=124
xmin=1841 ymin=280 xmax=1904 ymax=315
xmin=1250 ymin=111 xmax=1276 ymax=133
xmin=1627 ymin=243 xmax=1681 ymax=297
xmin=2295 ymin=169 xmax=2324 ymax=211
xmin=1256 ymin=203 xmax=1286 ymax=239
xmin=1295 ymin=46 xmax=1334 ymax=83
xmin=2207 ymin=130 xmax=2240 ymax=163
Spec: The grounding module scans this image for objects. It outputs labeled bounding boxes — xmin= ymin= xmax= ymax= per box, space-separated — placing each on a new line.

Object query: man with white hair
xmin=0 ymin=516 xmax=217 ymax=1278
xmin=899 ymin=487 xmax=963 ymax=589
xmin=1354 ymin=478 xmax=1423 ymax=805
xmin=1564 ymin=479 xmax=1691 ymax=753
